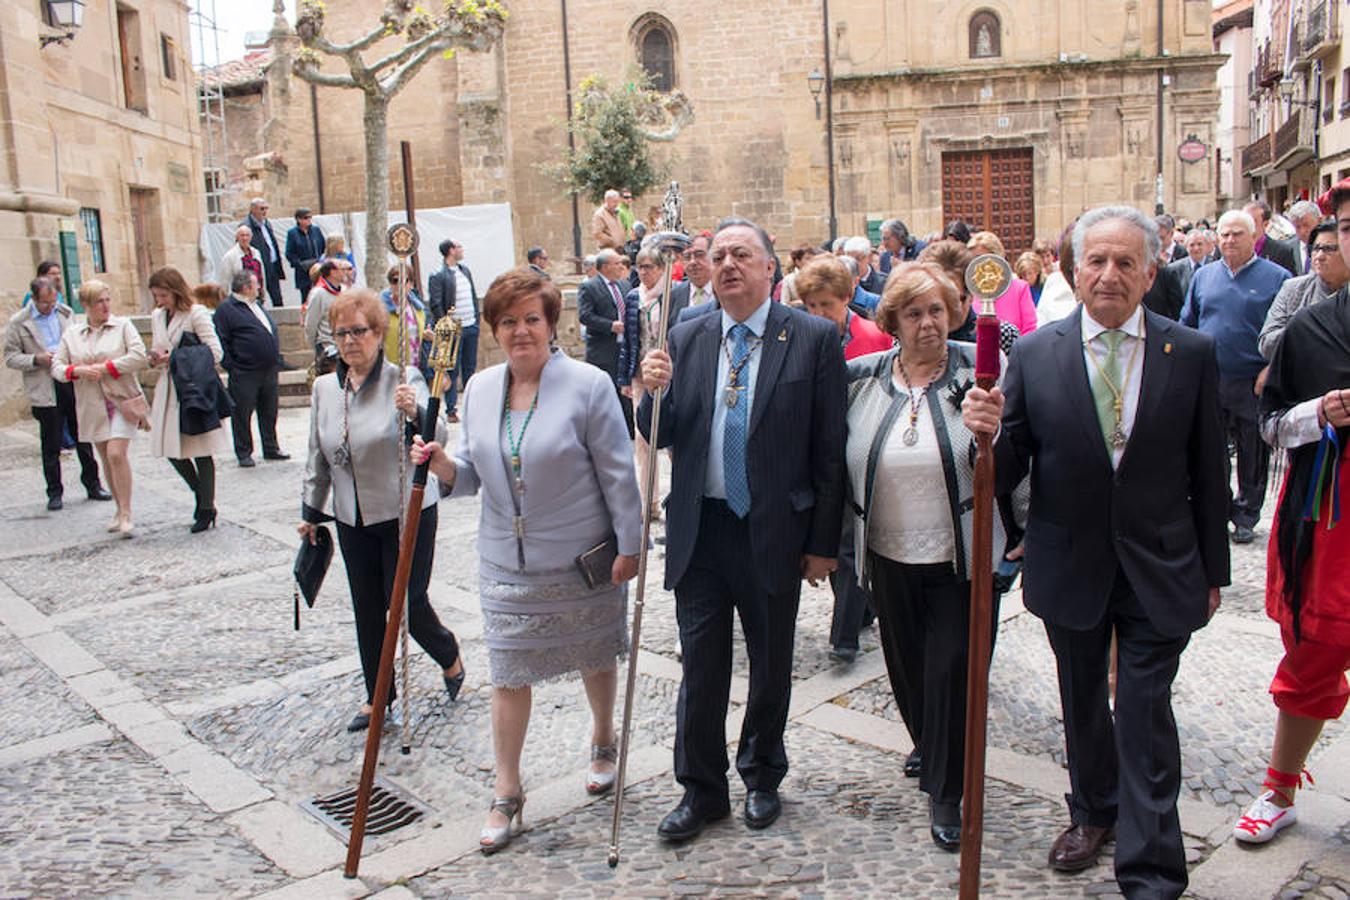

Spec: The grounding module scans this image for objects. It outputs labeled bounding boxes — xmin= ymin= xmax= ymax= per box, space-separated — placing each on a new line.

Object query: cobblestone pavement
xmin=0 ymin=409 xmax=1345 ymax=899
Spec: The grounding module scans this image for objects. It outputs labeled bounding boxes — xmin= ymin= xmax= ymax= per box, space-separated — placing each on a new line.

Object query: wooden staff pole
xmin=400 ymin=141 xmax=423 ymax=295
xmin=958 ymin=255 xmax=1009 ymax=899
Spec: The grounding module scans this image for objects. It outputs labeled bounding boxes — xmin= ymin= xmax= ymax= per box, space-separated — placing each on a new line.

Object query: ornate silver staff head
xmin=964 ymin=253 xmax=1012 ymax=317
xmin=651 ymin=181 xmax=691 ymax=258
xmin=387 ymin=222 xmax=418 ymax=260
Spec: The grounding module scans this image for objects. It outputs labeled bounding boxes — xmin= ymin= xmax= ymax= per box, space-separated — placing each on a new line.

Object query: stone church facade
xmin=241 ymin=0 xmax=1223 ymax=263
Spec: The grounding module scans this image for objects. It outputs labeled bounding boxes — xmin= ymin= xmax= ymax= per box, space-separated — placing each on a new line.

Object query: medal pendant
xmin=1111 ymin=424 xmax=1127 ymax=449
xmin=515 ymin=476 xmax=525 ymax=496
xmin=902 ymin=426 xmax=919 ymax=446
xmin=724 ymin=386 xmax=739 ymax=408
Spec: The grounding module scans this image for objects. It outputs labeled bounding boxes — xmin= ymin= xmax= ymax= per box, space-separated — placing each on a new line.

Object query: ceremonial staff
xmin=344 ymin=224 xmax=463 ymax=879
xmin=958 ymin=254 xmax=1011 ymax=898
xmin=608 ymin=183 xmax=691 ymax=868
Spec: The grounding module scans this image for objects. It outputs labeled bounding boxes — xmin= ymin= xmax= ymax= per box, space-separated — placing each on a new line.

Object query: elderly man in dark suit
xmin=244 ymin=198 xmax=287 ymax=307
xmin=639 ymin=218 xmax=846 ymax=842
xmin=214 ymin=270 xmax=288 ymax=466
xmin=1166 ymin=229 xmax=1210 ymax=297
xmin=963 ymin=206 xmax=1229 ymax=899
xmin=577 ymin=248 xmax=634 ymax=434
xmin=1244 ymin=200 xmax=1300 ymax=276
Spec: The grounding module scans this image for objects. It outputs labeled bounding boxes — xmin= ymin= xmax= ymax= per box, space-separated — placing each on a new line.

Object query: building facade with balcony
xmin=0 ymin=0 xmax=206 ymax=421
xmin=1241 ymin=0 xmax=1342 ymax=210
xmin=1216 ymin=1 xmax=1255 ymax=205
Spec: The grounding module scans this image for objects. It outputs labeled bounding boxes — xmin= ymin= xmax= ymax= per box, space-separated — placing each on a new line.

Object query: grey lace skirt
xmin=479 ymin=562 xmax=628 ymax=689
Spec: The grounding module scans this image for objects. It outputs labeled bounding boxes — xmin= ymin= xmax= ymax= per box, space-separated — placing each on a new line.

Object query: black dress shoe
xmin=744 ymin=790 xmax=781 ymax=829
xmin=1048 ymin=822 xmax=1113 ymax=872
xmin=46 ymin=496 xmax=63 ymax=511
xmin=346 ymin=712 xmax=371 ymax=733
xmin=1232 ymin=524 xmax=1255 ymax=544
xmin=86 ymin=487 xmax=113 ymax=501
xmin=657 ymin=799 xmax=729 ymax=842
xmin=929 ymin=798 xmax=961 ymax=852
xmin=238 ymin=456 xmax=256 ymax=468
xmin=263 ymin=451 xmax=291 ymax=461
xmin=904 ymin=749 xmax=922 ymax=778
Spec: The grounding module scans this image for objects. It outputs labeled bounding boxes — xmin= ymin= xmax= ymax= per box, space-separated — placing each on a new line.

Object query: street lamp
xmin=40 ymin=0 xmax=85 ymax=48
xmin=807 ymin=68 xmax=825 ymax=120
xmin=1278 ymin=76 xmax=1319 ymax=109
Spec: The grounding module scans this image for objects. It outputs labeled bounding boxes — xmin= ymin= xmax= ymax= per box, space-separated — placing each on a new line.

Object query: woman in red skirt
xmin=1233 ymin=188 xmax=1350 ymax=844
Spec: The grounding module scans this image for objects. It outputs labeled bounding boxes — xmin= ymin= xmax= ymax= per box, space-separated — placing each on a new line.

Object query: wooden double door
xmin=940 ymin=148 xmax=1035 ymax=255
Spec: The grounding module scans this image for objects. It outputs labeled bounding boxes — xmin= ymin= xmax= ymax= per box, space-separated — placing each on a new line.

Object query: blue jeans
xmin=445 ymin=325 xmax=479 ymax=415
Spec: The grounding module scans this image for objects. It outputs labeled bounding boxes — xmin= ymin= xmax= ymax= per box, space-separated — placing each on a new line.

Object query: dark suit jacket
xmin=994 ymin=306 xmax=1230 ymax=638
xmin=638 ymin=302 xmax=847 ymax=595
xmin=1141 ymin=261 xmax=1185 ymax=320
xmin=859 ymin=267 xmax=887 ymax=296
xmin=285 ymin=225 xmax=326 ymax=298
xmin=1260 ymin=236 xmax=1300 ymax=277
xmin=244 ymin=217 xmax=286 ymax=282
xmin=576 ymin=275 xmax=626 ymax=376
xmin=675 ymin=294 xmax=719 ymax=326
xmin=427 ymin=264 xmax=479 ymax=325
xmin=213 ymin=296 xmax=281 ymax=371
xmin=1167 ymin=256 xmax=1201 ymax=299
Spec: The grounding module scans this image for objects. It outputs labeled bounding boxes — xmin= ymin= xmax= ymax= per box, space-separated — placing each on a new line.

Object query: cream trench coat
xmin=51 ymin=317 xmax=148 ymax=443
xmin=147 ymin=304 xmax=231 ymax=459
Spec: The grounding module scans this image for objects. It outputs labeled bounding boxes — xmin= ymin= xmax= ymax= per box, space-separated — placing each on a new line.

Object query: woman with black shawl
xmin=1232 ymin=184 xmax=1350 ymax=846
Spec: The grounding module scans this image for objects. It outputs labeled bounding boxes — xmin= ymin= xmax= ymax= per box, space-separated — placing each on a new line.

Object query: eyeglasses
xmin=1311 ymin=244 xmax=1340 ymax=255
xmin=333 ymin=326 xmax=371 ymax=342
xmin=621 ymin=194 xmax=633 ymax=200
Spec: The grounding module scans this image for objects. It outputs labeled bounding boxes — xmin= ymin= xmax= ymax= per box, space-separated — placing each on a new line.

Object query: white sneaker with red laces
xmin=1233 ymin=790 xmax=1298 ymax=844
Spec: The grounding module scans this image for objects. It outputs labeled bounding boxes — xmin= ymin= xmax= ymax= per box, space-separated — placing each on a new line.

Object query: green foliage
xmin=550 ymin=72 xmax=667 ymax=205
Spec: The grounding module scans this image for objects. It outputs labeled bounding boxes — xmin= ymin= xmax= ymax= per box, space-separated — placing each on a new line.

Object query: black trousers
xmin=33 ymin=381 xmax=100 ymax=499
xmin=1044 ymin=568 xmax=1190 ymax=900
xmin=264 ymin=271 xmax=283 ymax=308
xmin=869 ymin=553 xmax=998 ymax=806
xmin=1219 ymin=376 xmax=1268 ymax=528
xmin=336 ymin=504 xmax=459 ymax=704
xmin=674 ymin=499 xmax=800 ymax=811
xmin=829 ymin=515 xmax=872 ymax=652
xmin=616 ymin=385 xmax=634 ymax=439
xmin=227 ymin=366 xmax=280 ymax=460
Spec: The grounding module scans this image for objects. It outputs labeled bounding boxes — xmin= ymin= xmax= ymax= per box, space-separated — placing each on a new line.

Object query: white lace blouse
xmin=866 ymin=377 xmax=955 ymax=565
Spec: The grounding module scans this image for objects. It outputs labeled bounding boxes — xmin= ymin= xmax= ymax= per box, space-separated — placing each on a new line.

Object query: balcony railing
xmin=1241 ymin=132 xmax=1274 ymax=174
xmin=1273 ymin=109 xmax=1316 ymax=169
xmin=1301 ymin=0 xmax=1340 ymax=56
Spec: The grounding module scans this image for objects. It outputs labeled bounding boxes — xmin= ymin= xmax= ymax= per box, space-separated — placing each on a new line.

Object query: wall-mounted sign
xmin=167 ymin=161 xmax=191 ymax=194
xmin=1178 ymin=136 xmax=1209 ymax=164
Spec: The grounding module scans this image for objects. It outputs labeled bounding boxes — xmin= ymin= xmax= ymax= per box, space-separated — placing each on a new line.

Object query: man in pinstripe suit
xmin=639 ymin=218 xmax=847 ymax=842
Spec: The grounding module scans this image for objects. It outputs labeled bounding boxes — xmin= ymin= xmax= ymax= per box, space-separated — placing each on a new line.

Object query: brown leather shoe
xmin=1048 ymin=822 xmax=1113 ymax=872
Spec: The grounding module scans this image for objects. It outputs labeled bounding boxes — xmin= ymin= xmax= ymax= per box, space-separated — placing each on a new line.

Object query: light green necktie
xmin=1091 ymin=330 xmax=1125 ymax=449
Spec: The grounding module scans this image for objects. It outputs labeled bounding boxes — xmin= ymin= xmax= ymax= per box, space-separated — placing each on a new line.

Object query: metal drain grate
xmin=300 ymin=778 xmax=429 ymax=838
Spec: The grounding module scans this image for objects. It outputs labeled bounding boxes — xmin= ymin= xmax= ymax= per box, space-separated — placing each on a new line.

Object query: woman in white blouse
xmin=843 ymin=263 xmax=1025 ymax=853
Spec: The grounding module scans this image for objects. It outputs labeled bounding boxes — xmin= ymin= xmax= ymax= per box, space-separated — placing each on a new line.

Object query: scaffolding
xmin=190 ymin=0 xmax=229 ymax=222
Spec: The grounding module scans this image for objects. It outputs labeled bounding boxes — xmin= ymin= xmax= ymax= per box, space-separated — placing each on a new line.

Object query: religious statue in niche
xmin=969 ymin=11 xmax=1001 ymax=59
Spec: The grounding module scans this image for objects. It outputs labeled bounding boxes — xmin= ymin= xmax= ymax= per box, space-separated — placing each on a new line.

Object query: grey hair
xmin=235 ymin=224 xmax=252 ymax=237
xmin=604 ymin=189 xmax=620 ymax=201
xmin=842 ymin=236 xmax=872 ymax=258
xmin=714 ymin=217 xmax=775 ymax=257
xmin=839 ymin=256 xmax=860 ymax=278
xmin=881 ymin=218 xmax=908 ymax=240
xmin=582 ymin=254 xmax=597 ymax=270
xmin=230 ymin=270 xmax=257 ymax=294
xmin=1288 ymin=199 xmax=1322 ymax=223
xmin=635 ymin=245 xmax=662 ymax=266
xmin=1217 ymin=209 xmax=1257 ymax=235
xmin=595 ymin=248 xmax=622 ymax=268
xmin=1070 ymin=206 xmax=1162 ymax=264
xmin=831 ymin=236 xmax=848 ymax=253
xmin=249 ymin=197 xmax=267 ymax=209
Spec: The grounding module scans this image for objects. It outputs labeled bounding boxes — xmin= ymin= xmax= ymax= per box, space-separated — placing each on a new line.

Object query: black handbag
xmin=293 ymin=525 xmax=334 ymax=629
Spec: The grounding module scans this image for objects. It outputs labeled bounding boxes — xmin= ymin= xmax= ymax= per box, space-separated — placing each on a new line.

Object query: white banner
xmin=198 ymin=203 xmax=516 ymax=305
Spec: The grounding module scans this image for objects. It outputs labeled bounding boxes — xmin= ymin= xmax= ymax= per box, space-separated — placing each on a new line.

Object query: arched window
xmin=637 ymin=20 xmax=676 ymax=92
xmin=969 ymin=10 xmax=1001 ymax=59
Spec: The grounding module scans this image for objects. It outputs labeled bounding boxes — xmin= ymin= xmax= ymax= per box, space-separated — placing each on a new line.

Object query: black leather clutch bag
xmin=575 ymin=535 xmax=618 ymax=590
xmin=293 ymin=525 xmax=334 ymax=629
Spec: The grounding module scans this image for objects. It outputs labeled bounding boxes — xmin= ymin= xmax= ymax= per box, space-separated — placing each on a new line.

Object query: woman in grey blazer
xmin=414 ymin=269 xmax=642 ymax=855
xmin=300 ymin=289 xmax=463 ymax=734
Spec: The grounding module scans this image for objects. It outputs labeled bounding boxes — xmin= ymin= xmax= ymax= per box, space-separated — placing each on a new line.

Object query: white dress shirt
xmin=1081 ymin=304 xmax=1146 ymax=469
xmin=245 ymin=296 xmax=274 ymax=333
xmin=705 ymin=298 xmax=770 ymax=499
xmin=688 ymin=282 xmax=715 ymax=307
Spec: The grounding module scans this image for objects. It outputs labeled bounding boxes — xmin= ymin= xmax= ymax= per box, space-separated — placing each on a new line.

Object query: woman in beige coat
xmin=146 ymin=267 xmax=231 ymax=532
xmin=52 ymin=281 xmax=148 ymax=535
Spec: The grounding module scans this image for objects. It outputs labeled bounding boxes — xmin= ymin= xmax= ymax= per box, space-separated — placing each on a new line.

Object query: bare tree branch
xmin=380 ymin=39 xmax=450 ymax=97
xmin=293 ymin=65 xmax=360 ymax=89
xmin=325 ymin=23 xmax=389 ymax=57
xmin=367 ymin=25 xmax=445 ymax=76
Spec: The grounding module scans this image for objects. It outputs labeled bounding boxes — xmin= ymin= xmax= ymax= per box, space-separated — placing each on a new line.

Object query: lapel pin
xmin=1163 ymin=342 xmax=1172 ymax=354
xmin=777 ymin=329 xmax=787 ymax=342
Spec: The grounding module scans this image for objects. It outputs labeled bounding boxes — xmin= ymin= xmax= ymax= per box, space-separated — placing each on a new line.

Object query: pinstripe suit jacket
xmin=638 ymin=301 xmax=847 ymax=594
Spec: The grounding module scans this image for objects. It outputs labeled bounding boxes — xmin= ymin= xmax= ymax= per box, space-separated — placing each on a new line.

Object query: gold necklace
xmin=1083 ymin=329 xmax=1143 ymax=449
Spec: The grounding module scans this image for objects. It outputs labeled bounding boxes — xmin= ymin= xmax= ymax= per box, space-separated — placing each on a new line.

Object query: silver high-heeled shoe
xmin=586 ymin=743 xmax=618 ymax=795
xmin=479 ymin=792 xmax=525 ymax=855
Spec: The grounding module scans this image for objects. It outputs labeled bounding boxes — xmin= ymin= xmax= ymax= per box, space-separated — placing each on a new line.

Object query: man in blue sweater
xmin=1180 ymin=209 xmax=1289 ymax=543
xmin=215 ymin=271 xmax=289 ymax=467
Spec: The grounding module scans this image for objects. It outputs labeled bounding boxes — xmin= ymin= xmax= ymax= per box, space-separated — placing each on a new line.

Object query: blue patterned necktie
xmin=723 ymin=323 xmax=752 ymax=518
